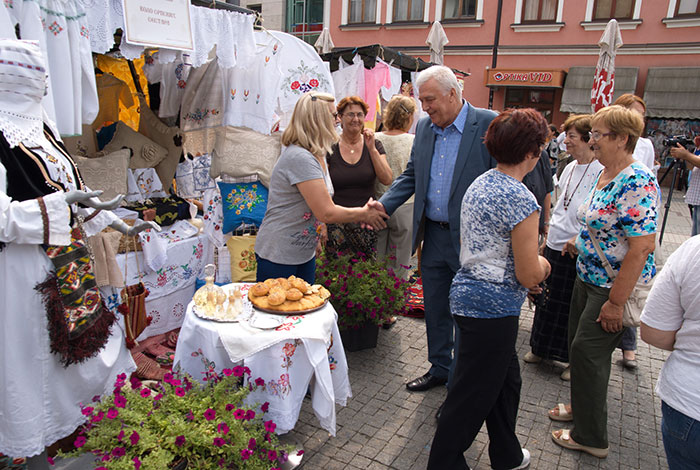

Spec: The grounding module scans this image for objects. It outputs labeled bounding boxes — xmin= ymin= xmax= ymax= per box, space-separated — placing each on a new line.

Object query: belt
xmin=427 ymin=218 xmax=450 ymax=230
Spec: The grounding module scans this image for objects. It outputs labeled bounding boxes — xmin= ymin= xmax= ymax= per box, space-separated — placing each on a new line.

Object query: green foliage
xmin=59 ymin=367 xmax=294 ymax=469
xmin=315 ymin=252 xmax=409 ymax=329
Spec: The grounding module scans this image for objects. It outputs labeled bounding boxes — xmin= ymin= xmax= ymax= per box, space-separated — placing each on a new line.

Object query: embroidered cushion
xmin=137 ymin=96 xmax=185 ymax=192
xmin=211 ymin=126 xmax=282 ymax=188
xmin=103 ymin=121 xmax=168 ymax=169
xmin=218 ymin=181 xmax=269 ymax=233
xmin=73 ymin=149 xmax=130 ymax=202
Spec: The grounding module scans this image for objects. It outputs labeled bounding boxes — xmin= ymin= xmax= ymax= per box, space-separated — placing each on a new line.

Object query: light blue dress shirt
xmin=425 ymin=101 xmax=469 ymax=222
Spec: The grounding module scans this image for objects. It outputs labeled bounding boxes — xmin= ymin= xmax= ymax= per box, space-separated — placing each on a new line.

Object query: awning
xmin=560 ymin=66 xmax=638 ymax=114
xmin=643 ymin=67 xmax=700 ymax=120
xmin=484 ymin=69 xmax=566 ymax=88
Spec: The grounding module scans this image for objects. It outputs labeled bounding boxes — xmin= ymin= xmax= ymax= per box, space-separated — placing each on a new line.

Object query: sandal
xmin=548 ymin=403 xmax=573 ymax=422
xmin=551 ymin=429 xmax=608 ymax=458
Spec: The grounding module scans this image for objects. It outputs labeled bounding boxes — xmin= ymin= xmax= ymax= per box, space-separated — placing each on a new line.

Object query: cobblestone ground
xmin=286 ymin=188 xmax=690 ymax=470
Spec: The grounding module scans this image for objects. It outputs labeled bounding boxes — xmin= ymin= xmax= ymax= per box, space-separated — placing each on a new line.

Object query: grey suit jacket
xmin=378 ymin=103 xmax=497 ymax=255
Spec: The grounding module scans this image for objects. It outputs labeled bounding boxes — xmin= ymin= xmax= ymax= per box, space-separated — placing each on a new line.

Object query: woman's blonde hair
xmin=282 ymin=92 xmax=339 ymax=158
xmin=563 ymin=114 xmax=593 ymax=142
xmin=382 ymin=95 xmax=416 ymax=131
xmin=591 ymin=105 xmax=644 ymax=153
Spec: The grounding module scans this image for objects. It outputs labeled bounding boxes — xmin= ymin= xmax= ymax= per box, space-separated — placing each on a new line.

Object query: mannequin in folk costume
xmin=0 ymin=39 xmax=158 ymax=466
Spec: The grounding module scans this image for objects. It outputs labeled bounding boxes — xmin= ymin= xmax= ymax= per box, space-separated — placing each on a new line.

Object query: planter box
xmin=339 ymin=323 xmax=379 ymax=352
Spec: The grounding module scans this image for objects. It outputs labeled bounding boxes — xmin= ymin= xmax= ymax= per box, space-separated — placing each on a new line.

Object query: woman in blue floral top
xmin=428 ymin=108 xmax=551 ymax=470
xmin=550 ymin=105 xmax=659 ymax=459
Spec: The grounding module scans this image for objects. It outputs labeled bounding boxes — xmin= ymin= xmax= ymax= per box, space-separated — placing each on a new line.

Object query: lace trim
xmin=0 ymin=110 xmax=44 ymax=148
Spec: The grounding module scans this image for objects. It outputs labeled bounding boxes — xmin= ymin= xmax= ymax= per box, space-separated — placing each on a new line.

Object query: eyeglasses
xmin=587 ymin=131 xmax=617 ymax=141
xmin=342 ymin=112 xmax=365 ymax=120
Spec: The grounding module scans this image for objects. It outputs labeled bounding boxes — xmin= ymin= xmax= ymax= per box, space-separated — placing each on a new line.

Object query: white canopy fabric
xmin=426 ymin=21 xmax=448 ymax=65
xmin=314 ymin=27 xmax=335 ymax=54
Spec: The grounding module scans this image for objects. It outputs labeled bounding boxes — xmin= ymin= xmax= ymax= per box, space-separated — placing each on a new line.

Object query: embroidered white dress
xmin=0 ymin=136 xmax=136 ymax=457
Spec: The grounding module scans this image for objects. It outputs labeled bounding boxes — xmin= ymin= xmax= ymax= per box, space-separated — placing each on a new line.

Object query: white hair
xmin=415 ymin=65 xmax=460 ymax=96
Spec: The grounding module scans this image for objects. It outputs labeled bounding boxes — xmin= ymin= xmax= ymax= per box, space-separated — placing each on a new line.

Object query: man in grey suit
xmin=373 ymin=66 xmax=497 ymax=394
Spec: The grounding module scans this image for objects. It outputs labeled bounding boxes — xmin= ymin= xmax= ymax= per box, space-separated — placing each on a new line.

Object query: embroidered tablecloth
xmin=173 ymin=284 xmax=351 ymax=435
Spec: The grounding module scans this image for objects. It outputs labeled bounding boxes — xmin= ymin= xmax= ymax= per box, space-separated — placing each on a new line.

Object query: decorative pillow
xmin=137 ymin=96 xmax=185 ymax=192
xmin=211 ymin=126 xmax=282 ymax=188
xmin=103 ymin=121 xmax=168 ymax=169
xmin=218 ymin=181 xmax=269 ymax=234
xmin=226 ymin=234 xmax=257 ymax=282
xmin=193 ymin=153 xmax=216 ymax=193
xmin=73 ymin=149 xmax=130 ymax=202
xmin=62 ymin=124 xmax=98 ymax=157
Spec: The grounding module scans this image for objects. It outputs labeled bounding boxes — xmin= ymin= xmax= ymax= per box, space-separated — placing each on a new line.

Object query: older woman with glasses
xmin=255 ymin=92 xmax=387 ymax=284
xmin=325 ymin=96 xmax=393 ymax=258
xmin=524 ymin=114 xmax=603 ymax=380
xmin=550 ymin=105 xmax=659 ymax=459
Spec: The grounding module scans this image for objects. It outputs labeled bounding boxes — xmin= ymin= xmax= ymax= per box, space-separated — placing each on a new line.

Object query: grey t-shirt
xmin=255 ymin=144 xmax=330 ymax=265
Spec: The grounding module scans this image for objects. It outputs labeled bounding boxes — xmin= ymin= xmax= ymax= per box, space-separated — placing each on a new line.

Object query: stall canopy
xmin=643 ymin=67 xmax=700 ymax=120
xmin=560 ymin=66 xmax=638 ymax=114
xmin=319 ymin=44 xmax=469 ymax=78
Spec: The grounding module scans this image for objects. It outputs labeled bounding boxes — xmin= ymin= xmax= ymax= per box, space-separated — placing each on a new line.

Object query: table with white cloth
xmin=173 ymin=283 xmax=351 ymax=436
xmin=100 ymin=233 xmax=210 ymax=340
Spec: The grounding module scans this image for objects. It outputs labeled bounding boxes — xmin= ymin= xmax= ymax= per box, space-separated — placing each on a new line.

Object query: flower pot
xmin=339 ymin=322 xmax=379 ymax=352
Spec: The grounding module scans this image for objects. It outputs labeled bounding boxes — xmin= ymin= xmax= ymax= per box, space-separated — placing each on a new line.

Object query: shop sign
xmin=122 ymin=0 xmax=194 ymax=51
xmin=485 ymin=69 xmax=566 ymax=88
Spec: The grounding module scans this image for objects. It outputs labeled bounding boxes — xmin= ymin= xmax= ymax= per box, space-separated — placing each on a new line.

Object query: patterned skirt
xmin=529 ymin=246 xmax=577 ymax=362
xmin=325 ymin=223 xmax=377 ymax=258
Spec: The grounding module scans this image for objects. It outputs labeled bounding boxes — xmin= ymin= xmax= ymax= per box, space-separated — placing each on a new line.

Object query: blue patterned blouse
xmin=450 ymin=169 xmax=540 ymax=319
xmin=575 ymin=161 xmax=659 ymax=288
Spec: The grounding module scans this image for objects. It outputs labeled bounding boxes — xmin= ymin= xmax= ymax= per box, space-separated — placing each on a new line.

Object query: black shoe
xmin=406 ymin=372 xmax=447 ymax=391
xmin=436 ymin=402 xmax=444 ymax=421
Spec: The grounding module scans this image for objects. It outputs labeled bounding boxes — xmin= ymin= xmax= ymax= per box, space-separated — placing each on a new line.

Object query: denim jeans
xmin=662 ymin=401 xmax=700 ymax=470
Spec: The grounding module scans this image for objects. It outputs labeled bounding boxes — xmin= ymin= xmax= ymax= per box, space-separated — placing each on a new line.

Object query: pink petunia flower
xmin=114 ymin=395 xmax=126 ymax=408
xmin=248 ymin=438 xmax=256 ymax=449
xmin=222 ymin=368 xmax=233 ymax=376
xmin=261 ymin=402 xmax=269 ymax=413
xmin=130 ymin=377 xmax=142 ymax=389
xmin=245 ymin=410 xmax=255 ymax=421
xmin=81 ymin=406 xmax=94 ymax=416
xmin=225 ymin=404 xmax=235 ymax=411
xmin=264 ymin=420 xmax=276 ymax=433
xmin=175 ymin=435 xmax=186 ymax=447
xmin=163 ymin=372 xmax=174 ymax=384
xmin=240 ymin=449 xmax=253 ymax=460
xmin=174 ymin=387 xmax=185 ymax=397
xmin=140 ymin=389 xmax=150 ymax=398
xmin=153 ymin=393 xmax=163 ymax=401
xmin=213 ymin=437 xmax=225 ymax=447
xmin=255 ymin=377 xmax=265 ymax=387
xmin=133 ymin=457 xmax=142 ymax=470
xmin=112 ymin=447 xmax=125 ymax=458
xmin=232 ymin=366 xmax=244 ymax=377
xmin=91 ymin=411 xmax=104 ymax=423
xmin=204 ymin=408 xmax=216 ymax=421
xmin=233 ymin=408 xmax=245 ymax=420
xmin=217 ymin=458 xmax=226 ymax=467
xmin=217 ymin=422 xmax=229 ymax=434
xmin=129 ymin=431 xmax=140 ymax=445
xmin=170 ymin=379 xmax=182 ymax=387
xmin=47 ymin=456 xmax=55 ymax=465
xmin=118 ymin=430 xmax=125 ymax=441
xmin=185 ymin=411 xmax=194 ymax=421
xmin=107 ymin=408 xmax=119 ymax=420
xmin=268 ymin=450 xmax=278 ymax=461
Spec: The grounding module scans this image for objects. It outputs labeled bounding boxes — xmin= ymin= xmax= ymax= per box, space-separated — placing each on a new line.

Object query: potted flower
xmin=56 ymin=366 xmax=298 ymax=469
xmin=315 ymin=251 xmax=409 ymax=351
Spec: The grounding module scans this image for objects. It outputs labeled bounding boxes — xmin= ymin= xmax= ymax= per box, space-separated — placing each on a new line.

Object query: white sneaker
xmin=560 ymin=366 xmax=571 ymax=381
xmin=511 ymin=448 xmax=531 ymax=470
xmin=523 ymin=351 xmax=541 ymax=363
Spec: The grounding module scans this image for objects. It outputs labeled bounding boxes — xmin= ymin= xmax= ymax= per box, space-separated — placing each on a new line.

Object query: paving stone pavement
xmin=286 ymin=188 xmax=691 ymax=470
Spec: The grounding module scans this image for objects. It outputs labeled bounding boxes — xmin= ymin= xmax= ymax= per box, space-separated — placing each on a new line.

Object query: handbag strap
xmin=122 ymin=233 xmax=144 ymax=289
xmin=585 ymin=194 xmax=618 ymax=281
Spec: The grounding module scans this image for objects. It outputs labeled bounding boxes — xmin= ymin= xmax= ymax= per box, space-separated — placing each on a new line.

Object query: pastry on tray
xmin=248 ymin=276 xmax=331 ymax=313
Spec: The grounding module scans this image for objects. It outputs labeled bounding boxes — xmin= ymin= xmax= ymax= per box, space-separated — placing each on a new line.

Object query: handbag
xmin=585 ymin=200 xmax=653 ymax=328
xmin=226 ymin=230 xmax=257 ymax=282
xmin=118 ymin=237 xmax=151 ymax=348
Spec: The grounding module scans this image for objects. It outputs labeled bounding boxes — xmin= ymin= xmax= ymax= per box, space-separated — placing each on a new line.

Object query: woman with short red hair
xmin=428 ymin=108 xmax=551 ymax=470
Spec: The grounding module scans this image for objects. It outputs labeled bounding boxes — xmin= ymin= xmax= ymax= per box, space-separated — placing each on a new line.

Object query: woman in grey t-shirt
xmin=255 ymin=92 xmax=388 ymax=283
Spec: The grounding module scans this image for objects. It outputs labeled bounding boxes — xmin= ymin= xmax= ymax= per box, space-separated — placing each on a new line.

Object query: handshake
xmin=360 ymin=197 xmax=389 ymax=231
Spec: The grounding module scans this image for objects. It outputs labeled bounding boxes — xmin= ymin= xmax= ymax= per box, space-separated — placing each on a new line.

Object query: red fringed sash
xmin=36 ymin=227 xmax=116 ymax=367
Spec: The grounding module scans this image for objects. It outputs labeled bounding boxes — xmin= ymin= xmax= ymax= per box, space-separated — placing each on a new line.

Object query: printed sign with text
xmin=122 ymin=0 xmax=193 ymax=51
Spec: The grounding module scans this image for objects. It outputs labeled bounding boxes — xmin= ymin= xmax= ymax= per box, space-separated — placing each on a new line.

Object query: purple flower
xmin=81 ymin=406 xmax=94 ymax=416
xmin=133 ymin=456 xmax=142 ymax=470
xmin=130 ymin=376 xmax=142 ymax=389
xmin=107 ymin=408 xmax=119 ymax=420
xmin=91 ymin=411 xmax=104 ymax=423
xmin=254 ymin=377 xmax=265 ymax=387
xmin=175 ymin=387 xmax=185 ymax=397
xmin=213 ymin=437 xmax=225 ymax=447
xmin=175 ymin=435 xmax=186 ymax=447
xmin=264 ymin=420 xmax=276 ymax=433
xmin=225 ymin=404 xmax=235 ymax=411
xmin=112 ymin=447 xmax=125 ymax=458
xmin=114 ymin=394 xmax=126 ymax=408
xmin=222 ymin=368 xmax=233 ymax=376
xmin=232 ymin=366 xmax=244 ymax=377
xmin=374 ymin=297 xmax=381 ymax=304
xmin=240 ymin=449 xmax=253 ymax=460
xmin=204 ymin=408 xmax=216 ymax=421
xmin=163 ymin=372 xmax=174 ymax=384
xmin=248 ymin=438 xmax=256 ymax=449
xmin=261 ymin=402 xmax=269 ymax=413
xmin=233 ymin=408 xmax=245 ymax=420
xmin=140 ymin=389 xmax=150 ymax=398
xmin=217 ymin=458 xmax=226 ymax=467
xmin=245 ymin=410 xmax=255 ymax=420
xmin=268 ymin=450 xmax=278 ymax=461
xmin=217 ymin=422 xmax=229 ymax=434
xmin=129 ymin=430 xmax=140 ymax=445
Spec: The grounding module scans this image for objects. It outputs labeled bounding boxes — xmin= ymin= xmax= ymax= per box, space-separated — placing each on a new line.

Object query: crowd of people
xmin=2 ymin=34 xmax=698 ymax=468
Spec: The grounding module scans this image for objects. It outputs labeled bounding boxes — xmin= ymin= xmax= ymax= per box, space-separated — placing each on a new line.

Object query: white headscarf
xmin=0 ymin=39 xmax=47 ymax=148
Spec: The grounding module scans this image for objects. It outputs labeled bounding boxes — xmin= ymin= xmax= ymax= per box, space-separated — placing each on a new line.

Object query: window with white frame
xmin=522 ymin=0 xmax=558 ymax=21
xmin=443 ymin=0 xmax=477 ymax=19
xmin=592 ymin=0 xmax=634 ymax=20
xmin=675 ymin=0 xmax=700 ymax=15
xmin=394 ymin=0 xmax=424 ymax=20
xmin=349 ymin=0 xmax=377 ymax=23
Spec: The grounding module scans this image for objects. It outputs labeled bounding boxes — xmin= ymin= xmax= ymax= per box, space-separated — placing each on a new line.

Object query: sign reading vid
xmin=484 ymin=69 xmax=566 ymax=88
xmin=122 ymin=0 xmax=193 ymax=51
